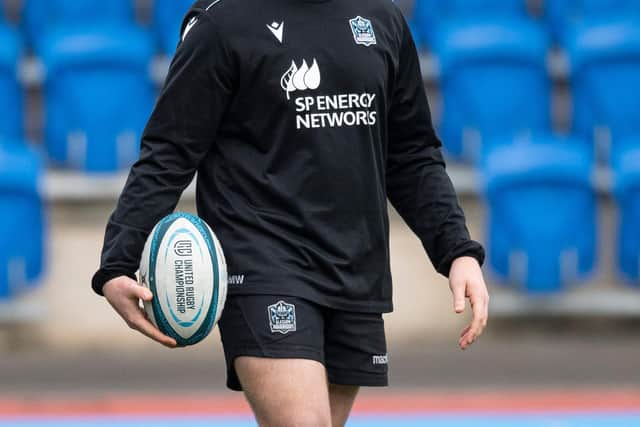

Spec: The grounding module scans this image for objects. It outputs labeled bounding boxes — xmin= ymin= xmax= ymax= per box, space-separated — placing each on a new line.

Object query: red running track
xmin=0 ymin=390 xmax=638 ymax=417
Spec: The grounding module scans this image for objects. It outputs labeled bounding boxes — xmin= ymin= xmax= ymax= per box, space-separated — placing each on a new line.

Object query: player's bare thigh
xmin=235 ymin=357 xmax=332 ymax=427
xmin=329 ymin=384 xmax=360 ymax=427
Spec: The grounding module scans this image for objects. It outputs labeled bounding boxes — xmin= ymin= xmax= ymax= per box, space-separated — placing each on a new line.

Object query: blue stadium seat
xmin=0 ymin=143 xmax=45 ymax=299
xmin=23 ymin=0 xmax=136 ymax=51
xmin=0 ymin=25 xmax=23 ymax=143
xmin=41 ymin=26 xmax=155 ymax=172
xmin=414 ymin=0 xmax=529 ymax=46
xmin=154 ymin=0 xmax=193 ymax=54
xmin=435 ymin=19 xmax=551 ymax=161
xmin=483 ymin=141 xmax=596 ymax=293
xmin=566 ymin=18 xmax=640 ymax=160
xmin=547 ymin=0 xmax=640 ymax=40
xmin=613 ymin=145 xmax=640 ymax=284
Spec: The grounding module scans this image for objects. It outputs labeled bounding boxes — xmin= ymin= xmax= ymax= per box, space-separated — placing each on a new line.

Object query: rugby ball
xmin=139 ymin=212 xmax=227 ymax=347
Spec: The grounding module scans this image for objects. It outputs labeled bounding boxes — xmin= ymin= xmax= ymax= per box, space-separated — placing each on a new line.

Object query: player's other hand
xmin=449 ymin=256 xmax=489 ymax=351
xmin=103 ymin=276 xmax=177 ymax=348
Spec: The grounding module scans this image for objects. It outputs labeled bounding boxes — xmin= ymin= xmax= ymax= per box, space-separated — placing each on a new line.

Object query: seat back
xmin=484 ymin=141 xmax=596 ymax=293
xmin=414 ymin=0 xmax=528 ymax=45
xmin=567 ymin=19 xmax=640 ymax=159
xmin=440 ymin=0 xmax=527 ymax=15
xmin=614 ymin=146 xmax=640 ymax=284
xmin=23 ymin=0 xmax=135 ymax=50
xmin=42 ymin=27 xmax=155 ymax=172
xmin=0 ymin=144 xmax=44 ymax=299
xmin=436 ymin=19 xmax=551 ymax=161
xmin=154 ymin=0 xmax=194 ymax=53
xmin=0 ymin=26 xmax=23 ymax=143
xmin=547 ymin=0 xmax=640 ymax=39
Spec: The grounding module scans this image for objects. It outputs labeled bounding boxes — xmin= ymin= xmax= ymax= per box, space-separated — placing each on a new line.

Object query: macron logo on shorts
xmin=372 ymin=354 xmax=388 ymax=365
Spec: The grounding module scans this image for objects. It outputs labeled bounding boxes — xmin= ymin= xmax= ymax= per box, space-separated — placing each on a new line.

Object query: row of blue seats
xmin=2 ymin=139 xmax=639 ymax=298
xmin=436 ymin=16 xmax=640 ymax=162
xmin=408 ymin=0 xmax=640 ymax=47
xmin=485 ymin=140 xmax=640 ymax=292
xmin=0 ymin=143 xmax=43 ymax=299
xmin=4 ymin=16 xmax=640 ymax=170
xmin=0 ymin=25 xmax=153 ymax=171
xmin=0 ymin=0 xmax=193 ymax=54
xmin=2 ymin=0 xmax=640 ymax=52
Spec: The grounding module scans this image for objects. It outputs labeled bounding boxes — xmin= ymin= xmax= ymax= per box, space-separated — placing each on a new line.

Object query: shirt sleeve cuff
xmin=436 ymin=240 xmax=486 ymax=278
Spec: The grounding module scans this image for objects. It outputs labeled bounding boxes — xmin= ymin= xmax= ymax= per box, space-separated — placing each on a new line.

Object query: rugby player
xmin=93 ymin=0 xmax=489 ymax=425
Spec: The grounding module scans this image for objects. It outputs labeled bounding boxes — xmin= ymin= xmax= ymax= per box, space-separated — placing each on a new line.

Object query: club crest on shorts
xmin=349 ymin=16 xmax=376 ymax=47
xmin=268 ymin=300 xmax=297 ymax=334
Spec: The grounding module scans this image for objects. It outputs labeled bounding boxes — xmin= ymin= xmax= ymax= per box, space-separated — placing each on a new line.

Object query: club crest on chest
xmin=350 ymin=16 xmax=377 ymax=47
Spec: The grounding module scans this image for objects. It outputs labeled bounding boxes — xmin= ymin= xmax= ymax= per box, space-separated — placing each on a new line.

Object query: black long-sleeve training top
xmin=92 ymin=0 xmax=485 ymax=313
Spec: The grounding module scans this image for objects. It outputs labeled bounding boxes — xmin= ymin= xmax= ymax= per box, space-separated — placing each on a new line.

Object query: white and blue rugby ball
xmin=139 ymin=212 xmax=227 ymax=347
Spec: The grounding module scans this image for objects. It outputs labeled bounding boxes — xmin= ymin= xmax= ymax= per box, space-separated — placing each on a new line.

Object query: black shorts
xmin=218 ymin=295 xmax=389 ymax=391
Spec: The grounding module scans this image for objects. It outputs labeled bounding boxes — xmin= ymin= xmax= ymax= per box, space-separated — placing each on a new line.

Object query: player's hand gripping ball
xmin=139 ymin=212 xmax=228 ymax=347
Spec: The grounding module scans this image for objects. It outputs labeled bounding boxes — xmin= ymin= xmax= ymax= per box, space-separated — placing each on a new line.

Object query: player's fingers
xmin=469 ymin=300 xmax=485 ymax=337
xmin=482 ymin=293 xmax=490 ymax=328
xmin=458 ymin=335 xmax=470 ymax=349
xmin=459 ymin=318 xmax=480 ymax=349
xmin=459 ymin=289 xmax=489 ymax=350
xmin=459 ymin=328 xmax=478 ymax=350
xmin=450 ymin=280 xmax=466 ymax=314
xmin=459 ymin=324 xmax=471 ymax=338
xmin=128 ymin=314 xmax=177 ymax=348
xmin=127 ymin=281 xmax=153 ymax=301
xmin=475 ymin=286 xmax=490 ymax=329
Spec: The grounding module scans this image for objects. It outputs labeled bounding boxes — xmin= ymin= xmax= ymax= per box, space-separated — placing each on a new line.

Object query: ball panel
xmin=139 ymin=222 xmax=157 ymax=327
xmin=207 ymin=223 xmax=228 ymax=324
xmin=186 ymin=218 xmax=224 ymax=346
xmin=148 ymin=214 xmax=181 ymax=343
